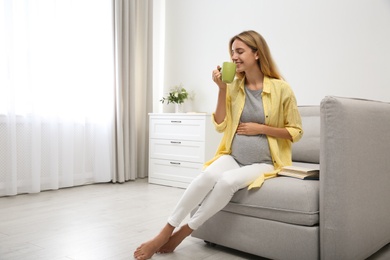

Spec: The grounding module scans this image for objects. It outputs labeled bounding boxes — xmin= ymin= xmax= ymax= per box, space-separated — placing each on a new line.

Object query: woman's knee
xmin=190 ymin=171 xmax=217 ymax=189
xmin=213 ymin=177 xmax=239 ymax=195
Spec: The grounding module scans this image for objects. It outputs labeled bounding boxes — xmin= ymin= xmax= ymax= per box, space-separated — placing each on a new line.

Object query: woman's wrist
xmin=257 ymin=123 xmax=265 ymax=135
xmin=218 ymin=83 xmax=227 ymax=91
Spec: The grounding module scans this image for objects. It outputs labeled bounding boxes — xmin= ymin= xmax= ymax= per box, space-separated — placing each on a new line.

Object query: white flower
xmin=160 ymin=83 xmax=189 ymax=105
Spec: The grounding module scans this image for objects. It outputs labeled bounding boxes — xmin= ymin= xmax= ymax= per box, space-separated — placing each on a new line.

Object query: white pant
xmin=167 ymin=155 xmax=274 ymax=230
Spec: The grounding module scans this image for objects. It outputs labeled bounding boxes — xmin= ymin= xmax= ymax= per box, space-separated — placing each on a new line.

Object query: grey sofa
xmin=192 ymin=96 xmax=390 ymax=260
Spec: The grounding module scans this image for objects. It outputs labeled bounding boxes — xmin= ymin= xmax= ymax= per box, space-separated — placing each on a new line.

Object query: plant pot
xmin=174 ymin=103 xmax=182 ymax=113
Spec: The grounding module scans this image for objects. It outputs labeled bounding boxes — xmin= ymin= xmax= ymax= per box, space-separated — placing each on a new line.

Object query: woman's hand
xmin=237 ymin=122 xmax=293 ymax=141
xmin=236 ymin=122 xmax=263 ymax=136
xmin=213 ymin=65 xmax=227 ymax=124
xmin=212 ymin=66 xmax=227 ymax=90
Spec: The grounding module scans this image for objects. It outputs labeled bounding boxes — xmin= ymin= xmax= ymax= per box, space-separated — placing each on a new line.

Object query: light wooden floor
xmin=0 ymin=179 xmax=268 ymax=260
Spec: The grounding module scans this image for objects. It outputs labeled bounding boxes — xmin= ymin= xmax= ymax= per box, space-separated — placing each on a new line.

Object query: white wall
xmin=153 ymin=0 xmax=390 ymax=113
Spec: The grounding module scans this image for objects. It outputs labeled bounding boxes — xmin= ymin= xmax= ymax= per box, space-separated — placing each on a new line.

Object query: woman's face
xmin=231 ymin=39 xmax=258 ymax=73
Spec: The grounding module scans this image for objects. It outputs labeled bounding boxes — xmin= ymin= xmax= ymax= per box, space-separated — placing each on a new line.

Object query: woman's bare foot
xmin=157 ymin=224 xmax=193 ymax=254
xmin=134 ymin=224 xmax=175 ymax=260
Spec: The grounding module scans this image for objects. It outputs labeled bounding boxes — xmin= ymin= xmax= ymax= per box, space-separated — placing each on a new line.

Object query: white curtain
xmin=112 ymin=0 xmax=152 ymax=183
xmin=0 ymin=0 xmax=115 ymax=196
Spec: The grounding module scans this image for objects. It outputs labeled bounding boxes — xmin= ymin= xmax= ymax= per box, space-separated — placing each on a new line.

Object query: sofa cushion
xmin=292 ymin=106 xmax=320 ymax=163
xmin=222 ymin=162 xmax=319 ymax=226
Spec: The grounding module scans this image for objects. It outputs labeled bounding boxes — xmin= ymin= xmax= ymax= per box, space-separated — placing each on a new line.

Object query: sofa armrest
xmin=320 ymin=96 xmax=390 ymax=260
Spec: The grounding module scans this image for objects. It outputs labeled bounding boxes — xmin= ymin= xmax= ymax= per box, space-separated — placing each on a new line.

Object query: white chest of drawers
xmin=148 ymin=113 xmax=222 ymax=188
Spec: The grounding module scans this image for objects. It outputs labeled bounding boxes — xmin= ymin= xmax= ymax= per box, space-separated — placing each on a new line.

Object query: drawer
xmin=150 ymin=139 xmax=205 ymax=163
xmin=149 ymin=159 xmax=203 ymax=187
xmin=149 ymin=117 xmax=205 ymax=141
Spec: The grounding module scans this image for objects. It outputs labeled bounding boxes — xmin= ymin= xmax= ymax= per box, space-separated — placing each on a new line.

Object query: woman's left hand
xmin=236 ymin=122 xmax=264 ymax=136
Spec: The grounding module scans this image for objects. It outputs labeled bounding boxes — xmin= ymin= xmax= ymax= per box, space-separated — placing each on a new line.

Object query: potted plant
xmin=160 ymin=84 xmax=189 ymax=113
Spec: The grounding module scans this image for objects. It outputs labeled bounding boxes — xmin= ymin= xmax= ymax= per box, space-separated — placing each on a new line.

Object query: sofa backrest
xmin=292 ymin=106 xmax=320 ymax=164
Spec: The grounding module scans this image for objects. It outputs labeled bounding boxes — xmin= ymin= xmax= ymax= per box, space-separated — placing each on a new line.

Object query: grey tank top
xmin=231 ymin=87 xmax=272 ymax=166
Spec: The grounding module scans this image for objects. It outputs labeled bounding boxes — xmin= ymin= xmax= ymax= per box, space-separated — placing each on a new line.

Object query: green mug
xmin=221 ymin=62 xmax=236 ymax=83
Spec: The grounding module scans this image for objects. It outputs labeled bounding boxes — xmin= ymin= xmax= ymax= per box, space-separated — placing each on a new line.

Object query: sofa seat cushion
xmin=222 ymin=163 xmax=319 ymax=226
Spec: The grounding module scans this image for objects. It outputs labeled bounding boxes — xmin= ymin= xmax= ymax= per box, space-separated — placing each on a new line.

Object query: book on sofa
xmin=278 ymin=165 xmax=320 ymax=180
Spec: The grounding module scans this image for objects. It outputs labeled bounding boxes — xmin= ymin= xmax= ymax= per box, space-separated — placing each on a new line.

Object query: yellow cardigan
xmin=204 ymin=76 xmax=303 ymax=189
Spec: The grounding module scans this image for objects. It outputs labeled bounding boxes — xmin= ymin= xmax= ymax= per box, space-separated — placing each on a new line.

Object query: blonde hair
xmin=229 ymin=30 xmax=283 ymax=80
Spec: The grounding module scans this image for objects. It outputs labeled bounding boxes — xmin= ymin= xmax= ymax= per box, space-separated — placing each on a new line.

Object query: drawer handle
xmin=170 ymin=141 xmax=181 ymax=144
xmin=170 ymin=162 xmax=181 ymax=165
xmin=171 ymin=120 xmax=182 ymax=123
